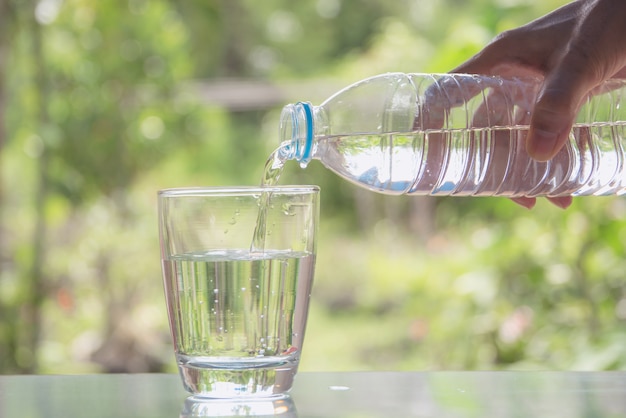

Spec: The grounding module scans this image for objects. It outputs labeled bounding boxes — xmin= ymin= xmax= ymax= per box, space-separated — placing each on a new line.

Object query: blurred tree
xmin=3 ymin=0 xmax=625 ymax=375
xmin=0 ymin=0 xmax=204 ymax=372
xmin=0 ymin=0 xmax=17 ymax=373
xmin=0 ymin=0 xmax=12 ymax=149
xmin=27 ymin=0 xmax=53 ymax=373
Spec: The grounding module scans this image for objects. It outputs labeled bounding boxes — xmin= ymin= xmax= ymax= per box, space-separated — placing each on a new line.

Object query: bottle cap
xmin=279 ymin=102 xmax=314 ymax=166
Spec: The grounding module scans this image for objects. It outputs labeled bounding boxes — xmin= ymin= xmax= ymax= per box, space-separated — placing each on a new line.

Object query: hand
xmin=452 ymin=0 xmax=626 ymax=209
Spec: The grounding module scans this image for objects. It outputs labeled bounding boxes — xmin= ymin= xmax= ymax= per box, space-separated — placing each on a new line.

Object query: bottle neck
xmin=279 ymin=102 xmax=314 ymax=167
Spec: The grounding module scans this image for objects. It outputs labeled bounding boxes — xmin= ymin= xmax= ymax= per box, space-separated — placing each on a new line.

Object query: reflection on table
xmin=181 ymin=395 xmax=297 ymax=417
xmin=1 ymin=372 xmax=625 ymax=417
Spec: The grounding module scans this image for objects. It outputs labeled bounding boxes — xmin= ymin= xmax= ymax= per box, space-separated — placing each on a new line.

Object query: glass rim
xmin=158 ymin=185 xmax=320 ymax=197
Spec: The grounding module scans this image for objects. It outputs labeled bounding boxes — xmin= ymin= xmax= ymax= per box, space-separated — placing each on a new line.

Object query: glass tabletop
xmin=1 ymin=371 xmax=625 ymax=417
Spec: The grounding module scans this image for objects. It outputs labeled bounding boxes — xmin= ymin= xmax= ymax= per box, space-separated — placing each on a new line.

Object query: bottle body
xmin=279 ymin=73 xmax=626 ymax=197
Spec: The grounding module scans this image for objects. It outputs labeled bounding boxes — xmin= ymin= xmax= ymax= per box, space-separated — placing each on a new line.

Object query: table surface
xmin=1 ymin=372 xmax=626 ymax=417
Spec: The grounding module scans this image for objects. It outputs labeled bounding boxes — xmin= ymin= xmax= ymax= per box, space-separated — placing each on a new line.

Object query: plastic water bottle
xmin=277 ymin=72 xmax=626 ymax=197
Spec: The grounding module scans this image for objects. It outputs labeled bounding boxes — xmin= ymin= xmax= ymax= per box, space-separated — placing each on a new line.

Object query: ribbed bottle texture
xmin=279 ymin=73 xmax=626 ymax=197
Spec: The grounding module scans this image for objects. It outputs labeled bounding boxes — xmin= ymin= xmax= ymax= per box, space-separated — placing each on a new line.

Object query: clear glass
xmin=158 ymin=186 xmax=319 ymax=399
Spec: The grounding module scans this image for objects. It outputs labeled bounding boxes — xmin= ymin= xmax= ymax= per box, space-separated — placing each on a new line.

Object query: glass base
xmin=177 ymin=357 xmax=299 ymax=398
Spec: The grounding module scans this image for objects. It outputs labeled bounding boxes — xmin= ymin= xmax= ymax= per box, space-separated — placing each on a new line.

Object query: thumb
xmin=527 ymin=68 xmax=592 ymax=161
xmin=525 ymin=0 xmax=626 ymax=163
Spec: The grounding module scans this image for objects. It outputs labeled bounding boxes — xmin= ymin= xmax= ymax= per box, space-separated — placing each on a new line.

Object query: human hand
xmin=452 ymin=0 xmax=626 ymax=209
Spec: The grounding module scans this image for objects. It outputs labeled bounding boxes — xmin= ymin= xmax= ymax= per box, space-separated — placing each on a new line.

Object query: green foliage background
xmin=1 ymin=0 xmax=626 ymax=374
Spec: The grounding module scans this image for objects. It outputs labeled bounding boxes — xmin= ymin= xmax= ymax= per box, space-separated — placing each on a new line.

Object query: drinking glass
xmin=158 ymin=186 xmax=319 ymax=398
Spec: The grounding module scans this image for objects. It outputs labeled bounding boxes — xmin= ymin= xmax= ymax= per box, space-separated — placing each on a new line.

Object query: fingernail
xmin=528 ymin=128 xmax=559 ymax=161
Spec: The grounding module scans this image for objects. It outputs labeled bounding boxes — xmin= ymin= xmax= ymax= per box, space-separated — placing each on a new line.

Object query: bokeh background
xmin=2 ymin=0 xmax=626 ymax=374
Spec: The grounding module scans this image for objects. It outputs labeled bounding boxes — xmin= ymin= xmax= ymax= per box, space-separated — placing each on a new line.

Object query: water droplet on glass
xmin=281 ymin=203 xmax=296 ymax=216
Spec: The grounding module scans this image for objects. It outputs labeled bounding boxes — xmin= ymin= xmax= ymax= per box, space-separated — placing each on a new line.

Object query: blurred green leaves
xmin=304 ymin=196 xmax=626 ymax=371
xmin=2 ymin=0 xmax=625 ymax=374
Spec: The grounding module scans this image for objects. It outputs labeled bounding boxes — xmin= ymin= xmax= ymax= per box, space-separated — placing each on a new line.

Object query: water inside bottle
xmin=296 ymin=122 xmax=626 ymax=197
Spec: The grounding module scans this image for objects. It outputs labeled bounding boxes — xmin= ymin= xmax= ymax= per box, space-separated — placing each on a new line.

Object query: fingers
xmin=547 ymin=196 xmax=573 ymax=209
xmin=510 ymin=197 xmax=536 ymax=209
xmin=415 ymin=74 xmax=487 ymax=131
xmin=510 ymin=196 xmax=572 ymax=210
